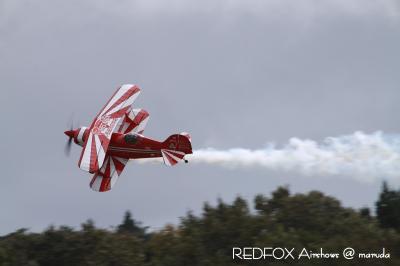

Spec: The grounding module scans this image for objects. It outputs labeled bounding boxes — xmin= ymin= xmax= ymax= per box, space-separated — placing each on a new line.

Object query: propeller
xmin=64 ymin=119 xmax=74 ymax=156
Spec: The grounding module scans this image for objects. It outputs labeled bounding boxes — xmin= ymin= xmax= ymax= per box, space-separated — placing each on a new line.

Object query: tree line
xmin=1 ymin=182 xmax=400 ymax=265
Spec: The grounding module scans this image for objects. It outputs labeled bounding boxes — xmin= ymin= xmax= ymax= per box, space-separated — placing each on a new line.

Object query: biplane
xmin=64 ymin=84 xmax=192 ymax=192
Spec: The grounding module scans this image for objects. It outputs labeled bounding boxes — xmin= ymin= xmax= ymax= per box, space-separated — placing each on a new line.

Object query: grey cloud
xmin=0 ymin=0 xmax=399 ymax=234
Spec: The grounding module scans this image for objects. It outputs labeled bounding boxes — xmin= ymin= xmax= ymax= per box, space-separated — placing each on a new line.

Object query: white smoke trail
xmin=186 ymin=131 xmax=400 ymax=182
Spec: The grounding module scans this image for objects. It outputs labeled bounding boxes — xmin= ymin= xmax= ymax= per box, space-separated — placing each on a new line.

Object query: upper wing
xmin=79 ymin=84 xmax=140 ymax=172
xmin=117 ymin=108 xmax=150 ymax=134
xmin=90 ymin=156 xmax=128 ymax=192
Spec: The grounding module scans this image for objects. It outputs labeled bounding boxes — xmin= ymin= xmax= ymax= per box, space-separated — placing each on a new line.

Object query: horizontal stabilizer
xmin=161 ymin=149 xmax=185 ymax=166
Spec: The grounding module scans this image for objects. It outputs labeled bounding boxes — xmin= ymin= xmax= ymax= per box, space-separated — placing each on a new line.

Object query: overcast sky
xmin=1 ymin=0 xmax=400 ymax=235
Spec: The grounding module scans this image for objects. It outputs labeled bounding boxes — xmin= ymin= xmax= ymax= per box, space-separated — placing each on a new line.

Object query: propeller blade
xmin=64 ymin=137 xmax=72 ymax=156
xmin=64 ymin=114 xmax=74 ymax=157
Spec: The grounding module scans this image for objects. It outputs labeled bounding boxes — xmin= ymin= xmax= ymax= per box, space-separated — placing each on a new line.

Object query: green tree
xmin=117 ymin=211 xmax=147 ymax=239
xmin=2 ymin=185 xmax=400 ymax=266
xmin=376 ymin=181 xmax=400 ymax=230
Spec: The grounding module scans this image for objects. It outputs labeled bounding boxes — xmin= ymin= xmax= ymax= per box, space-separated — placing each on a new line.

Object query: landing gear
xmin=184 ymin=159 xmax=188 ymax=163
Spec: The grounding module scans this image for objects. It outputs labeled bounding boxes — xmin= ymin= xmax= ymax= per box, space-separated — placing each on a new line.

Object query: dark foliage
xmin=376 ymin=181 xmax=400 ymax=231
xmin=117 ymin=211 xmax=148 ymax=240
xmin=1 ymin=185 xmax=400 ymax=265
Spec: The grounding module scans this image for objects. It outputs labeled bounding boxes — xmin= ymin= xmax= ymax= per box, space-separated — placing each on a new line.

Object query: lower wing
xmin=89 ymin=156 xmax=128 ymax=192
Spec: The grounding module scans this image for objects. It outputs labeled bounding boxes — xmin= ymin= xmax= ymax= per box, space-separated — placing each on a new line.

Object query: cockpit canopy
xmin=124 ymin=134 xmax=138 ymax=144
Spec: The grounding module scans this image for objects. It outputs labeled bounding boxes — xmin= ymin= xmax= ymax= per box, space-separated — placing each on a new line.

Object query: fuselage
xmin=109 ymin=132 xmax=192 ymax=159
xmin=108 ymin=133 xmax=165 ymax=159
xmin=65 ymin=127 xmax=192 ymax=160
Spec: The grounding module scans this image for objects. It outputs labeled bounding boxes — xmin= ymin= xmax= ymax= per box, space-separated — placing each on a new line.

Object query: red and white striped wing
xmin=117 ymin=109 xmax=149 ymax=134
xmin=90 ymin=156 xmax=128 ymax=192
xmin=161 ymin=149 xmax=186 ymax=166
xmin=79 ymin=84 xmax=140 ymax=172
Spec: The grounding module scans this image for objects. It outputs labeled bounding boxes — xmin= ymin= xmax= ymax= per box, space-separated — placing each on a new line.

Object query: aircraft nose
xmin=64 ymin=130 xmax=74 ymax=138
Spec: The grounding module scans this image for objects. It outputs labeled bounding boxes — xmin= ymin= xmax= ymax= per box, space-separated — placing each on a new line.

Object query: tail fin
xmin=161 ymin=133 xmax=192 ymax=166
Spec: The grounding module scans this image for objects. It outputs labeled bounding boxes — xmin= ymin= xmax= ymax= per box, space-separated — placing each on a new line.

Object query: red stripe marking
xmin=98 ymin=134 xmax=110 ymax=153
xmin=78 ymin=132 xmax=91 ymax=168
xmin=125 ymin=109 xmax=149 ymax=133
xmin=104 ymin=86 xmax=140 ymax=116
xmin=164 ymin=152 xmax=178 ymax=165
xmin=89 ymin=135 xmax=98 ymax=172
xmin=104 ymin=158 xmax=111 ymax=178
xmin=108 ymin=105 xmax=131 ymax=119
xmin=133 ymin=110 xmax=149 ymax=132
xmin=89 ymin=86 xmax=122 ymax=129
xmin=100 ymin=177 xmax=111 ymax=192
xmin=106 ymin=179 xmax=112 ymax=191
xmin=167 ymin=150 xmax=185 ymax=159
xmin=90 ymin=174 xmax=97 ymax=187
xmin=133 ymin=110 xmax=149 ymax=124
xmin=117 ymin=108 xmax=133 ymax=132
xmin=112 ymin=157 xmax=126 ymax=175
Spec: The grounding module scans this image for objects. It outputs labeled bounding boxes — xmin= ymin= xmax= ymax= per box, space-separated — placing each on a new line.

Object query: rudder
xmin=161 ymin=133 xmax=192 ymax=166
